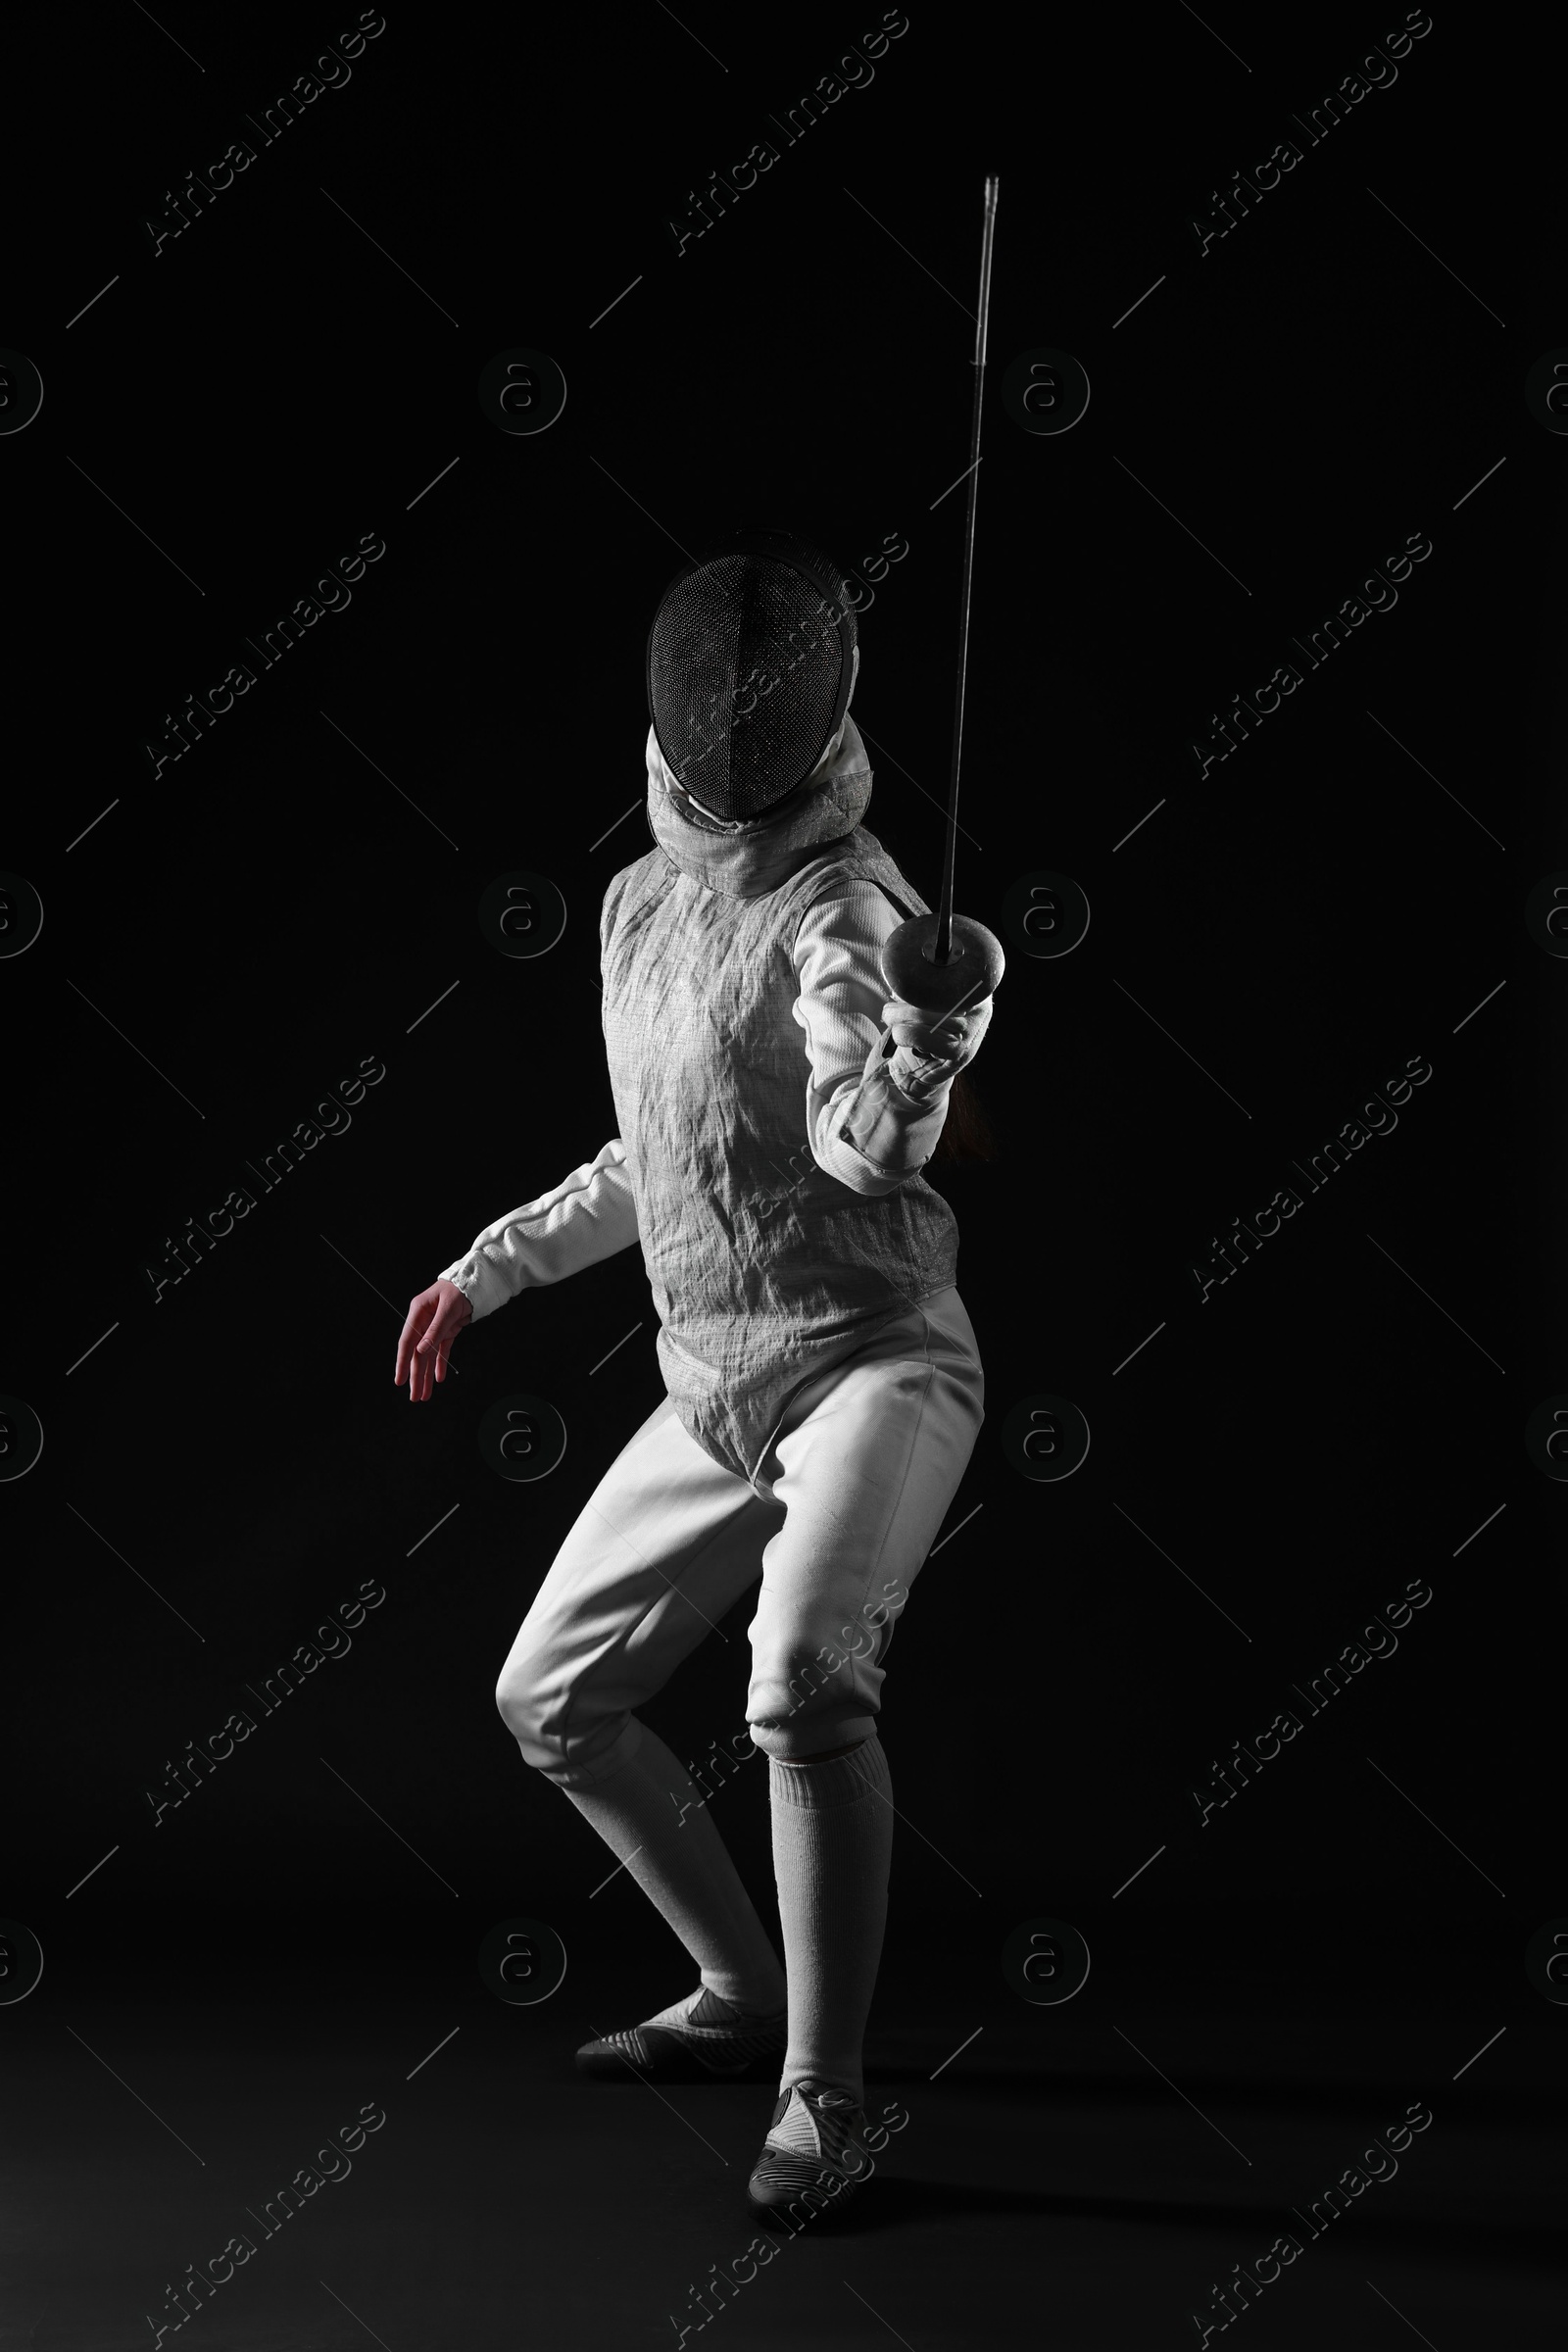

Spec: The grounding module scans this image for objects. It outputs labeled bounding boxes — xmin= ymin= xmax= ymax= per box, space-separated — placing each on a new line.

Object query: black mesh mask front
xmin=647 ymin=532 xmax=858 ymax=823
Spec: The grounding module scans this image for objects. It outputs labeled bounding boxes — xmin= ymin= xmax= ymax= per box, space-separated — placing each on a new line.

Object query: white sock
xmin=768 ymin=1734 xmax=894 ymax=2107
xmin=560 ymin=1723 xmax=787 ymax=2016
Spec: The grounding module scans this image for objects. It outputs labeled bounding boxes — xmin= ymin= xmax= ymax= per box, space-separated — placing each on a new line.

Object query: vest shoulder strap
xmin=600 ymin=848 xmax=675 ymax=940
xmin=782 ymin=827 xmax=930 ymax=941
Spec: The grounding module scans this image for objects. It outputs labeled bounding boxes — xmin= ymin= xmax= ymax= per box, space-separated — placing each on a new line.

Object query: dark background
xmin=3 ymin=3 xmax=1562 ymax=2346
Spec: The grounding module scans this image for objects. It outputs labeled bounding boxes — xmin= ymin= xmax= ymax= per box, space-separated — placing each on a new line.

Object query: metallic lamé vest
xmin=599 ymin=726 xmax=959 ymax=1482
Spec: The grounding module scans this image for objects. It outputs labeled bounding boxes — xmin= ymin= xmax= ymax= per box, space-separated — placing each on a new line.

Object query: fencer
xmin=394 ymin=529 xmax=995 ymax=2219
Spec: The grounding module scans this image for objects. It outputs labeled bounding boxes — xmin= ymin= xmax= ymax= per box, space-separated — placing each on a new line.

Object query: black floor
xmin=6 ymin=1907 xmax=1560 ymax=2352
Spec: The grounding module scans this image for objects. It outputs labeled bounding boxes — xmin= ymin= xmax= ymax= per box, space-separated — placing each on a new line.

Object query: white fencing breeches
xmin=495 ymin=1286 xmax=984 ymax=1783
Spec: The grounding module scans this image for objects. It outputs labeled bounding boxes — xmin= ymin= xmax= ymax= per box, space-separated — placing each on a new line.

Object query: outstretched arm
xmin=436 ymin=1139 xmax=640 ymax=1321
xmin=792 ymin=884 xmax=994 ymax=1197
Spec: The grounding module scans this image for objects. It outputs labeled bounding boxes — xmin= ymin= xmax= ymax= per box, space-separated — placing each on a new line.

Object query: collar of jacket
xmin=643 ymin=715 xmax=873 ymax=900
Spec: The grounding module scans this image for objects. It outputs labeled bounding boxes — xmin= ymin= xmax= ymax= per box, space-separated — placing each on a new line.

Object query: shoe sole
xmin=575 ymin=2021 xmax=786 ymax=2083
xmin=747 ymin=2163 xmax=871 ymax=2223
xmin=576 ymin=2046 xmax=776 ymax=2082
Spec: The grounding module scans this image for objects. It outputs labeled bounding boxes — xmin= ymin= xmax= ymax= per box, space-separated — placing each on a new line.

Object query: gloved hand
xmin=878 ymin=995 xmax=994 ymax=1101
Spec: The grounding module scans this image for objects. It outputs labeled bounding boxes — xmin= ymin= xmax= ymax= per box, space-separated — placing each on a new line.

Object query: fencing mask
xmin=647 ymin=529 xmax=859 ymax=823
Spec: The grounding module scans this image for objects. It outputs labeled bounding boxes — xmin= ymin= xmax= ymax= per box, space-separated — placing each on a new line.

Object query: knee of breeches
xmin=494 ymin=1655 xmax=548 ymax=1753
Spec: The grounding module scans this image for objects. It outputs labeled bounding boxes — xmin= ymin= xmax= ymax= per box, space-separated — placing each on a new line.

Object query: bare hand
xmin=394 ymin=1278 xmax=472 ymax=1402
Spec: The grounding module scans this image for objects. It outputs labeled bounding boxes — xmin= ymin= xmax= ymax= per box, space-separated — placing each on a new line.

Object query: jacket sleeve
xmin=791 ymin=883 xmax=992 ymax=1198
xmin=436 ymin=1140 xmax=640 ymax=1319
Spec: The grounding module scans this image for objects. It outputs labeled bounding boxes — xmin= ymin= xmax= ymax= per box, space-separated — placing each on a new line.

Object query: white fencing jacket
xmin=439 ymin=718 xmax=991 ymax=1478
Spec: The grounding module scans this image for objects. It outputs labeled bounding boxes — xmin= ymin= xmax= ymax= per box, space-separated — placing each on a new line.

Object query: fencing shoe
xmin=746 ymin=2079 xmax=874 ymax=2220
xmin=575 ymin=1985 xmax=788 ymax=2082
